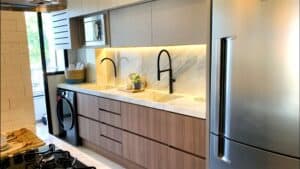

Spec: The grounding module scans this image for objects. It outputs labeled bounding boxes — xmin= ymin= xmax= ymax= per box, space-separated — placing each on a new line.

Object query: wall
xmin=95 ymin=45 xmax=207 ymax=98
xmin=0 ymin=11 xmax=35 ymax=132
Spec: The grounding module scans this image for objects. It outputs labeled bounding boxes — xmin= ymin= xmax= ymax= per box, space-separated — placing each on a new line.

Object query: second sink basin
xmin=135 ymin=91 xmax=182 ymax=103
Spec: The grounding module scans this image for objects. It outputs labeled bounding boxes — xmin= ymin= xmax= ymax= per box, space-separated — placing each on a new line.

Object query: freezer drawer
xmin=210 ymin=134 xmax=300 ymax=169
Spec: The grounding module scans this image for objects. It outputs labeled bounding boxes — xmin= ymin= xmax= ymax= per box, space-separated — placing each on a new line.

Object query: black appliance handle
xmin=56 ymin=97 xmax=75 ymax=130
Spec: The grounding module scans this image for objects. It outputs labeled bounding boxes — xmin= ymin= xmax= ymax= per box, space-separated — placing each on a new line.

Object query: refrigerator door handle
xmin=217 ymin=36 xmax=235 ymax=161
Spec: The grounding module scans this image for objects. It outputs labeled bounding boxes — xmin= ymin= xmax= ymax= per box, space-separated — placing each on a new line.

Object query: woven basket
xmin=64 ymin=69 xmax=85 ymax=84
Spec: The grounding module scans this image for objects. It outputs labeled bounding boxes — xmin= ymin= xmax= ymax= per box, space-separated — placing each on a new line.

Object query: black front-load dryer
xmin=56 ymin=88 xmax=80 ymax=146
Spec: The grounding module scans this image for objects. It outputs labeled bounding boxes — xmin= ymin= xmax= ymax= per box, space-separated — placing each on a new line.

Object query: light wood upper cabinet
xmin=110 ymin=3 xmax=152 ymax=47
xmin=77 ymin=93 xmax=99 ymax=120
xmin=67 ymin=0 xmax=83 ymax=18
xmin=168 ymin=113 xmax=206 ymax=157
xmin=152 ymin=0 xmax=210 ymax=46
xmin=82 ymin=0 xmax=99 ymax=15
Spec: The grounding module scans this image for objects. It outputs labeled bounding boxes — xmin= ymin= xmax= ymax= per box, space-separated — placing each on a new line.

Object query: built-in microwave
xmin=83 ymin=13 xmax=108 ymax=47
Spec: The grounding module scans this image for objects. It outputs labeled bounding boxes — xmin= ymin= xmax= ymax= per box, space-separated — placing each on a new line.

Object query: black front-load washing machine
xmin=56 ymin=88 xmax=80 ymax=146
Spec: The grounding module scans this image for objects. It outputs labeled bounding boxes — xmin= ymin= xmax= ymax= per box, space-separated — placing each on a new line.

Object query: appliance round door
xmin=56 ymin=97 xmax=75 ymax=131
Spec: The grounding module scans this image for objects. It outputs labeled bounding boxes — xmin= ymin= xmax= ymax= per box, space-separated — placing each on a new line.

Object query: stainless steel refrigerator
xmin=210 ymin=0 xmax=300 ymax=169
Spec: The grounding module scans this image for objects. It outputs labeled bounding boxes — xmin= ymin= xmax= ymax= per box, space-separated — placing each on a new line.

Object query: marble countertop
xmin=57 ymin=83 xmax=206 ymax=119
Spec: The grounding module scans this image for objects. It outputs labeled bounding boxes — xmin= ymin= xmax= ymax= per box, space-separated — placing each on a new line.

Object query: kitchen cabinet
xmin=98 ymin=97 xmax=121 ymax=114
xmin=168 ymin=113 xmax=206 ymax=157
xmin=110 ymin=2 xmax=152 ymax=47
xmin=99 ymin=110 xmax=122 ymax=128
xmin=76 ymin=92 xmax=206 ymax=169
xmin=77 ymin=93 xmax=99 ymax=120
xmin=67 ymin=0 xmax=83 ymax=18
xmin=121 ymin=102 xmax=168 ymax=143
xmin=78 ymin=116 xmax=100 ymax=145
xmin=152 ymin=0 xmax=210 ymax=45
xmin=110 ymin=0 xmax=210 ymax=47
xmin=82 ymin=0 xmax=99 ymax=15
xmin=51 ymin=10 xmax=81 ymax=49
xmin=151 ymin=0 xmax=210 ymax=46
xmin=168 ymin=148 xmax=205 ymax=169
xmin=122 ymin=131 xmax=169 ymax=169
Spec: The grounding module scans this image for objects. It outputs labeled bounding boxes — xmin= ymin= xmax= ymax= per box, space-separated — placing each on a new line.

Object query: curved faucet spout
xmin=157 ymin=49 xmax=176 ymax=94
xmin=101 ymin=58 xmax=117 ymax=78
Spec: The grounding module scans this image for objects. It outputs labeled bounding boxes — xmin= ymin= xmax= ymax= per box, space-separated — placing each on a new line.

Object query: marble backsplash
xmin=96 ymin=45 xmax=207 ymax=98
xmin=68 ymin=45 xmax=207 ymax=99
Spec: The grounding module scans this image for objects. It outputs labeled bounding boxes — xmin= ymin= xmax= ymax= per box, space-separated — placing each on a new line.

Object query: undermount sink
xmin=78 ymin=84 xmax=114 ymax=90
xmin=135 ymin=91 xmax=182 ymax=103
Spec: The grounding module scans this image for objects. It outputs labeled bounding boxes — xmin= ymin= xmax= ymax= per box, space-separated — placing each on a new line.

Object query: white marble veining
xmin=57 ymin=83 xmax=206 ymax=119
xmin=96 ymin=45 xmax=207 ymax=99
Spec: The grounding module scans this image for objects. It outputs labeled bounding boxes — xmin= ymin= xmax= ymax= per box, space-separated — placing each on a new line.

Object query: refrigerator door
xmin=210 ymin=0 xmax=299 ymax=160
xmin=210 ymin=134 xmax=300 ymax=169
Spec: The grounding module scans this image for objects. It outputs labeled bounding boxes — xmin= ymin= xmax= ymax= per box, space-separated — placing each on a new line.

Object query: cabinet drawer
xmin=78 ymin=116 xmax=100 ymax=145
xmin=77 ymin=93 xmax=99 ymax=120
xmin=99 ymin=110 xmax=121 ymax=128
xmin=99 ymin=135 xmax=122 ymax=156
xmin=100 ymin=124 xmax=122 ymax=142
xmin=121 ymin=102 xmax=168 ymax=143
xmin=168 ymin=113 xmax=206 ymax=157
xmin=168 ymin=148 xmax=205 ymax=169
xmin=98 ymin=97 xmax=121 ymax=114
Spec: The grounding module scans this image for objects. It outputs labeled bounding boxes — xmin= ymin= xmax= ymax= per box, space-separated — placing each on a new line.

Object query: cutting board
xmin=118 ymin=88 xmax=145 ymax=93
xmin=0 ymin=128 xmax=45 ymax=158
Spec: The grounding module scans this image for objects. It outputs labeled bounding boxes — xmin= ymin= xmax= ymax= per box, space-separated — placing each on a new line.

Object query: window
xmin=42 ymin=13 xmax=66 ymax=73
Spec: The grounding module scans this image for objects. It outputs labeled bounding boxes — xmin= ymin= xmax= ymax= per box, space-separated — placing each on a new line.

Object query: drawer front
xmin=168 ymin=148 xmax=205 ymax=169
xmin=99 ymin=135 xmax=122 ymax=156
xmin=77 ymin=93 xmax=99 ymax=120
xmin=78 ymin=116 xmax=100 ymax=145
xmin=99 ymin=110 xmax=121 ymax=128
xmin=168 ymin=113 xmax=206 ymax=157
xmin=121 ymin=102 xmax=168 ymax=143
xmin=98 ymin=97 xmax=121 ymax=114
xmin=100 ymin=124 xmax=122 ymax=142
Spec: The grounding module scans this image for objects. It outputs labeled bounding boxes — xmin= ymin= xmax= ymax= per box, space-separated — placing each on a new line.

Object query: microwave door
xmin=84 ymin=21 xmax=96 ymax=42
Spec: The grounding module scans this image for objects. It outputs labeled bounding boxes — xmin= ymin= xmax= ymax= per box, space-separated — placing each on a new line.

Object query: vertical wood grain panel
xmin=168 ymin=113 xmax=206 ymax=157
xmin=77 ymin=93 xmax=99 ymax=120
xmin=98 ymin=97 xmax=121 ymax=114
xmin=99 ymin=110 xmax=121 ymax=128
xmin=78 ymin=116 xmax=100 ymax=145
xmin=168 ymin=147 xmax=205 ymax=169
xmin=121 ymin=102 xmax=168 ymax=143
xmin=100 ymin=123 xmax=122 ymax=142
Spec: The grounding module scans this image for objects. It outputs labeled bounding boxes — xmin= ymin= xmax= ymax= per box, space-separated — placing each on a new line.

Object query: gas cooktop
xmin=0 ymin=144 xmax=96 ymax=169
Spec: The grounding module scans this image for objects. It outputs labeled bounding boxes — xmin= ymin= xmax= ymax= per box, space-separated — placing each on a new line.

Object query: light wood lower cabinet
xmin=121 ymin=102 xmax=168 ymax=143
xmin=78 ymin=116 xmax=100 ymax=146
xmin=77 ymin=93 xmax=99 ymax=119
xmin=99 ymin=110 xmax=121 ymax=128
xmin=168 ymin=113 xmax=206 ymax=157
xmin=168 ymin=148 xmax=205 ymax=169
xmin=77 ymin=93 xmax=206 ymax=169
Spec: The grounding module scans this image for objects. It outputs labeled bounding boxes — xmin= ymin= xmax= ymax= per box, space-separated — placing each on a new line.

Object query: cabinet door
xmin=168 ymin=113 xmax=206 ymax=157
xmin=151 ymin=0 xmax=210 ymax=45
xmin=78 ymin=116 xmax=101 ymax=145
xmin=121 ymin=103 xmax=168 ymax=143
xmin=82 ymin=0 xmax=99 ymax=15
xmin=77 ymin=93 xmax=99 ymax=120
xmin=168 ymin=148 xmax=205 ymax=169
xmin=67 ymin=0 xmax=83 ymax=18
xmin=110 ymin=2 xmax=152 ymax=47
xmin=122 ymin=132 xmax=148 ymax=168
